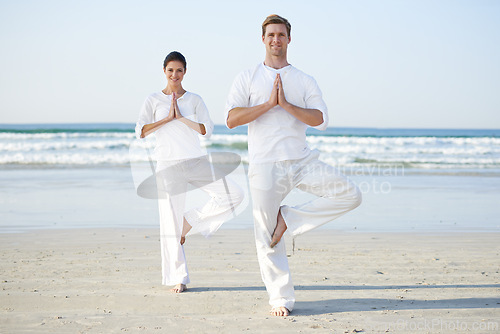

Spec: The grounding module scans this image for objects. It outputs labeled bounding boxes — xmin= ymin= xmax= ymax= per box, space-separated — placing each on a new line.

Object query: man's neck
xmin=263 ymin=55 xmax=290 ymax=70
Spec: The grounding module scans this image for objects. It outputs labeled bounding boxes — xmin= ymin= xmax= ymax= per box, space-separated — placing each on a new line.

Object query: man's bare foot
xmin=180 ymin=218 xmax=192 ymax=245
xmin=270 ymin=208 xmax=287 ymax=248
xmin=170 ymin=284 xmax=187 ymax=293
xmin=270 ymin=306 xmax=290 ymax=316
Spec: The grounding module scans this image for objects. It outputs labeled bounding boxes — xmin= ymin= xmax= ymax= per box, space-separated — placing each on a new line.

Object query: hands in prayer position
xmin=168 ymin=92 xmax=183 ymax=121
xmin=226 ymin=72 xmax=323 ymax=129
xmin=267 ymin=74 xmax=289 ymax=109
xmin=141 ymin=91 xmax=206 ymax=138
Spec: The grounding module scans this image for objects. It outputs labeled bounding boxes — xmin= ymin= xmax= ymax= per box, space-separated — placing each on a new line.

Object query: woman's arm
xmin=173 ymin=95 xmax=207 ymax=135
xmin=176 ymin=117 xmax=206 ymax=135
xmin=140 ymin=115 xmax=173 ymax=138
xmin=139 ymin=94 xmax=176 ymax=138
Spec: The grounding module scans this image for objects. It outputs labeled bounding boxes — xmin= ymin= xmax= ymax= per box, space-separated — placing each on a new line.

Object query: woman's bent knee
xmin=351 ymin=187 xmax=362 ymax=209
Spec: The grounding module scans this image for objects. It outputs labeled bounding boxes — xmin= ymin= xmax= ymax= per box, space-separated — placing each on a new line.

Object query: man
xmin=225 ymin=14 xmax=362 ymax=317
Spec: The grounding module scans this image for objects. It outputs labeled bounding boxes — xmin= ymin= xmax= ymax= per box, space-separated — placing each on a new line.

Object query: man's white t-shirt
xmin=225 ymin=63 xmax=328 ymax=164
xmin=135 ymin=91 xmax=214 ymax=161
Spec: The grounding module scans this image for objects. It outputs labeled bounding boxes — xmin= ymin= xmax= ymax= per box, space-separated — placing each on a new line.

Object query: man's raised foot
xmin=270 ymin=208 xmax=287 ymax=248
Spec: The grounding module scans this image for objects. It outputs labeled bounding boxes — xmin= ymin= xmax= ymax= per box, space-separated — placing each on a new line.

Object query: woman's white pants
xmin=248 ymin=151 xmax=362 ymax=311
xmin=156 ymin=157 xmax=243 ymax=286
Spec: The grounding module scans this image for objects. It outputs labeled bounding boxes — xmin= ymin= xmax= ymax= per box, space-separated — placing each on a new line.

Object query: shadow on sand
xmin=187 ymin=284 xmax=500 ymax=316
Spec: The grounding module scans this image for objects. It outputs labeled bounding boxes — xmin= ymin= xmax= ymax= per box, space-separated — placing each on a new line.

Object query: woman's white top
xmin=135 ymin=91 xmax=214 ymax=161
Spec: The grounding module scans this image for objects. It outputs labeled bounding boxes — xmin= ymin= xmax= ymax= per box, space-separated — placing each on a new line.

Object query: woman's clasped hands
xmin=168 ymin=92 xmax=183 ymax=121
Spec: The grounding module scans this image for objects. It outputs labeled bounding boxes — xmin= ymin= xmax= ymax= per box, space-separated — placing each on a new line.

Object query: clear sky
xmin=0 ymin=0 xmax=499 ymax=128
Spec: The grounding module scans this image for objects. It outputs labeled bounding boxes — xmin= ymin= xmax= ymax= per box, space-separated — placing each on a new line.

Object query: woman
xmin=135 ymin=51 xmax=243 ymax=293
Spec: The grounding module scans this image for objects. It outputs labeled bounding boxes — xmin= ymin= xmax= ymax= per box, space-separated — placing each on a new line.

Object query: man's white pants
xmin=156 ymin=157 xmax=244 ymax=286
xmin=249 ymin=151 xmax=362 ymax=311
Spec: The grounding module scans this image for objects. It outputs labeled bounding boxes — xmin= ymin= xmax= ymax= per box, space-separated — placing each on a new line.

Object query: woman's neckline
xmin=161 ymin=90 xmax=188 ymax=98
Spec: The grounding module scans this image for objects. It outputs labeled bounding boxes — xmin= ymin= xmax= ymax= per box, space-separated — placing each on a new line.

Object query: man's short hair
xmin=262 ymin=14 xmax=291 ymax=37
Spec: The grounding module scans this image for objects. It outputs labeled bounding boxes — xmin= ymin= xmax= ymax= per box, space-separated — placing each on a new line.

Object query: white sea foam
xmin=1 ymin=131 xmax=499 ymax=169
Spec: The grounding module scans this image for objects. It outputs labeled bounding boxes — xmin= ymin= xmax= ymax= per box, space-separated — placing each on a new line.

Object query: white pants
xmin=156 ymin=157 xmax=244 ymax=286
xmin=249 ymin=151 xmax=362 ymax=311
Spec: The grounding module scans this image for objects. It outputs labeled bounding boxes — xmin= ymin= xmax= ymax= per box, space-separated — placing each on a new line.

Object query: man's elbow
xmin=226 ymin=115 xmax=238 ymax=129
xmin=310 ymin=120 xmax=323 ymax=127
xmin=227 ymin=121 xmax=236 ymax=129
xmin=226 ymin=108 xmax=244 ymax=129
xmin=310 ymin=113 xmax=324 ymax=127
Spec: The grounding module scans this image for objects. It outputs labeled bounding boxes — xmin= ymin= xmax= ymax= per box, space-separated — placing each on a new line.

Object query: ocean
xmin=1 ymin=123 xmax=499 ymax=233
xmin=1 ymin=123 xmax=499 ymax=173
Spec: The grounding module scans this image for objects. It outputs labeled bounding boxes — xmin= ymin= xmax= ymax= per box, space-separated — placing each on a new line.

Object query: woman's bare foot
xmin=180 ymin=218 xmax=192 ymax=245
xmin=170 ymin=284 xmax=187 ymax=293
xmin=270 ymin=208 xmax=287 ymax=248
xmin=270 ymin=306 xmax=290 ymax=316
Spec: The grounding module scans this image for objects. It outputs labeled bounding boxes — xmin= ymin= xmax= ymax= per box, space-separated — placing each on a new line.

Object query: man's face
xmin=262 ymin=23 xmax=290 ymax=57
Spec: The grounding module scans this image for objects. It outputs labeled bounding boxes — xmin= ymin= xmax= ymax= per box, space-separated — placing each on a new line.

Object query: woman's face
xmin=164 ymin=60 xmax=186 ymax=86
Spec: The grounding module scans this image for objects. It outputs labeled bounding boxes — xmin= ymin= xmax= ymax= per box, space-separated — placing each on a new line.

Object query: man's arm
xmin=279 ymin=104 xmax=324 ymax=127
xmin=277 ymin=74 xmax=324 ymax=127
xmin=226 ymin=104 xmax=273 ymax=129
xmin=226 ymin=74 xmax=279 ymax=129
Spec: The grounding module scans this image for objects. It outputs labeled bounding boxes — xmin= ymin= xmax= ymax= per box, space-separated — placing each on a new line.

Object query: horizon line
xmin=0 ymin=122 xmax=499 ymax=131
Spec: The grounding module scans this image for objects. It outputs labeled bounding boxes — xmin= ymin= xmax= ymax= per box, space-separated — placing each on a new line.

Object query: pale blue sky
xmin=1 ymin=0 xmax=499 ymax=128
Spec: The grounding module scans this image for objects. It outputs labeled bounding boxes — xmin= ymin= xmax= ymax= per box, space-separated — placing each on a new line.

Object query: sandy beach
xmin=1 ymin=160 xmax=499 ymax=333
xmin=1 ymin=228 xmax=499 ymax=333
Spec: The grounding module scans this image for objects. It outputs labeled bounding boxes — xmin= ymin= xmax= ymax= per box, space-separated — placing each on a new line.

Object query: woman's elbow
xmin=200 ymin=123 xmax=211 ymax=136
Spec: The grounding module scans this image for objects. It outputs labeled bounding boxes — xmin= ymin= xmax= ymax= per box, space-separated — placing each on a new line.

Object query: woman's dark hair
xmin=163 ymin=51 xmax=187 ymax=70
